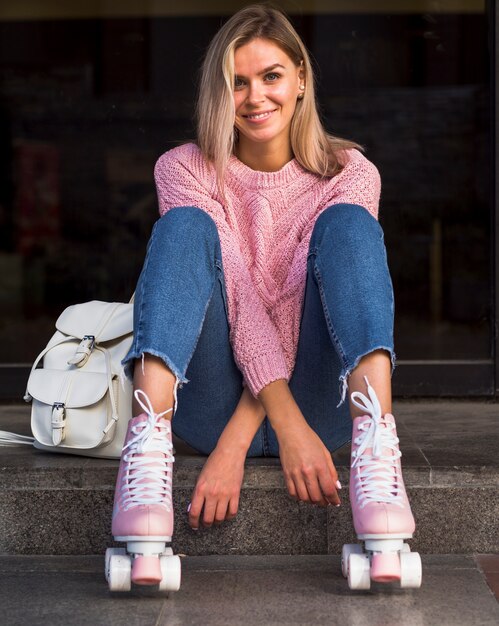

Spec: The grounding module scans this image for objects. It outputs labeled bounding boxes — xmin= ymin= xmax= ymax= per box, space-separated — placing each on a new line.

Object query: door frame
xmin=494 ymin=0 xmax=499 ymax=397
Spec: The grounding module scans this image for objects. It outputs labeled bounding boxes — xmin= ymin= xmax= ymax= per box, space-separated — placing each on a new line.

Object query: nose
xmin=247 ymin=80 xmax=265 ymax=105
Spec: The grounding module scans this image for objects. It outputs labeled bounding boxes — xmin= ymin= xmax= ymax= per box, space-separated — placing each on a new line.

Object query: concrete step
xmin=1 ymin=554 xmax=499 ymax=625
xmin=0 ymin=400 xmax=498 ymax=556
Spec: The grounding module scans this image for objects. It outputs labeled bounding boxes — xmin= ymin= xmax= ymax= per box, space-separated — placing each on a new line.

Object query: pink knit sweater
xmin=154 ymin=142 xmax=381 ymax=397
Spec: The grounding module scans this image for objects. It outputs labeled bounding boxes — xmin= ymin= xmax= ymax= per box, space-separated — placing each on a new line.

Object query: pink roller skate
xmin=105 ymin=389 xmax=181 ymax=592
xmin=341 ymin=376 xmax=422 ymax=590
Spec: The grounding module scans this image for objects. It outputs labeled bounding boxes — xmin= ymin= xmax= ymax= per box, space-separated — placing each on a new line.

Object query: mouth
xmin=242 ymin=109 xmax=277 ymax=121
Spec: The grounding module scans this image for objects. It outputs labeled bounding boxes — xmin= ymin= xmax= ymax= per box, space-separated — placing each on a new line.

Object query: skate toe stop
xmin=131 ymin=555 xmax=162 ymax=585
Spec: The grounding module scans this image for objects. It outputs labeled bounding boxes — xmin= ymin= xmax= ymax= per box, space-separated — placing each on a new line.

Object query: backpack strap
xmin=0 ymin=431 xmax=35 ymax=446
xmin=23 ymin=336 xmax=76 ymax=402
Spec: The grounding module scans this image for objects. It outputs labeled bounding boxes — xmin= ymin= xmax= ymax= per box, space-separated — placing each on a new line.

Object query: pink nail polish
xmin=336 ymin=480 xmax=342 ymax=490
xmin=187 ymin=502 xmax=191 ymax=513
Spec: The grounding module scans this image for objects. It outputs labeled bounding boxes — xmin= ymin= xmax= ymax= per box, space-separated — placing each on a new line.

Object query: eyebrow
xmin=235 ymin=63 xmax=286 ymax=79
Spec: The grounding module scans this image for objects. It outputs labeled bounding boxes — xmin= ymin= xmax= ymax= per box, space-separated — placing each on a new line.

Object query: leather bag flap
xmin=55 ymin=300 xmax=133 ymax=342
xmin=27 ymin=368 xmax=110 ymax=407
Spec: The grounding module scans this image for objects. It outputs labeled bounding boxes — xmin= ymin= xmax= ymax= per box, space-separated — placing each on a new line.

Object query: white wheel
xmin=105 ymin=547 xmax=126 ymax=581
xmin=105 ymin=548 xmax=113 ymax=578
xmin=400 ymin=551 xmax=422 ymax=588
xmin=348 ymin=553 xmax=371 ymax=590
xmin=158 ymin=555 xmax=181 ymax=592
xmin=108 ymin=553 xmax=132 ymax=591
xmin=341 ymin=544 xmax=363 ymax=578
xmin=401 ymin=543 xmax=411 ymax=554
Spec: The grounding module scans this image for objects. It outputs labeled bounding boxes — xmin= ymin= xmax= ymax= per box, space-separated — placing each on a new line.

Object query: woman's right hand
xmin=188 ymin=385 xmax=266 ymax=530
xmin=188 ymin=442 xmax=246 ymax=530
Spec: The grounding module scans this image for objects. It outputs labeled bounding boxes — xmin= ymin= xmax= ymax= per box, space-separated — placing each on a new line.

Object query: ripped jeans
xmin=122 ymin=203 xmax=396 ymax=457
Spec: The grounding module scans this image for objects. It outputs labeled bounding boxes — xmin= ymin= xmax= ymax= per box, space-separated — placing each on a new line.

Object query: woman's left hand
xmin=258 ymin=379 xmax=341 ymax=507
xmin=277 ymin=420 xmax=341 ymax=507
xmin=188 ymin=444 xmax=246 ymax=530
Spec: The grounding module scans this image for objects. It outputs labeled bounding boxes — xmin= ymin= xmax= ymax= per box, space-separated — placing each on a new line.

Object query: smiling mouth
xmin=242 ymin=109 xmax=277 ymax=120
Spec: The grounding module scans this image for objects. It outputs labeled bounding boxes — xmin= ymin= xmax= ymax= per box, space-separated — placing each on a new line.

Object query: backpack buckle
xmin=51 ymin=402 xmax=66 ymax=445
xmin=67 ymin=335 xmax=95 ymax=367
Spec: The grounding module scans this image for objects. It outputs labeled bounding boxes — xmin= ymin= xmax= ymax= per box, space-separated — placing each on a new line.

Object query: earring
xmin=299 ymin=84 xmax=305 ymax=90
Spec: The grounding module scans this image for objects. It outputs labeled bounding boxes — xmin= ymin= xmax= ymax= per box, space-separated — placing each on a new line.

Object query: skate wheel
xmin=348 ymin=553 xmax=371 ymax=590
xmin=400 ymin=551 xmax=422 ymax=588
xmin=107 ymin=553 xmax=132 ymax=591
xmin=341 ymin=544 xmax=363 ymax=578
xmin=158 ymin=555 xmax=182 ymax=591
xmin=401 ymin=542 xmax=411 ymax=553
xmin=105 ymin=547 xmax=126 ymax=581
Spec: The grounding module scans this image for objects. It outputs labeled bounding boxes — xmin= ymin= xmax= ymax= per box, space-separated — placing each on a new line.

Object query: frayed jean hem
xmin=120 ymin=348 xmax=189 ymax=389
xmin=337 ymin=346 xmax=397 ymax=408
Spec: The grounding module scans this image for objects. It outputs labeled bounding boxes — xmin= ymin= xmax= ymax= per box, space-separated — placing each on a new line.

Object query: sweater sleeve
xmin=153 ymin=147 xmax=289 ymax=397
xmin=324 ymin=149 xmax=381 ymax=219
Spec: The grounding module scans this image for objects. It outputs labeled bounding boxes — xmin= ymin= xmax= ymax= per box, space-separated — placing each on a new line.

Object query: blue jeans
xmin=123 ymin=203 xmax=396 ymax=457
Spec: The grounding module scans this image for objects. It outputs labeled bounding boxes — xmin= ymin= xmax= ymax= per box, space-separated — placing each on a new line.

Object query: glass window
xmin=0 ymin=1 xmax=492 ymax=387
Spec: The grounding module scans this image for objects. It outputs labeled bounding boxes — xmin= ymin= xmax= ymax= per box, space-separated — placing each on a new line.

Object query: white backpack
xmin=1 ymin=300 xmax=133 ymax=459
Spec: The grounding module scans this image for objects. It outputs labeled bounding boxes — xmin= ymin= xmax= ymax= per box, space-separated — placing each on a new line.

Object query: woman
xmin=106 ymin=4 xmax=421 ymax=592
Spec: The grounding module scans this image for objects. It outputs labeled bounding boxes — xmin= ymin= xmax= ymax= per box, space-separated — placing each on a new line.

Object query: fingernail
xmin=192 ymin=527 xmax=198 ymax=532
xmin=187 ymin=502 xmax=191 ymax=513
xmin=335 ymin=503 xmax=341 ymax=507
xmin=336 ymin=480 xmax=342 ymax=490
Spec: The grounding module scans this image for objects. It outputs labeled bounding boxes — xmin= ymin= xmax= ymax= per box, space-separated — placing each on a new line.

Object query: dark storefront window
xmin=0 ymin=1 xmax=493 ymax=397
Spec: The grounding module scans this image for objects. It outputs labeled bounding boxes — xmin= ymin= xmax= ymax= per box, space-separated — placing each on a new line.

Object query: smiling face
xmin=233 ymin=38 xmax=303 ymax=162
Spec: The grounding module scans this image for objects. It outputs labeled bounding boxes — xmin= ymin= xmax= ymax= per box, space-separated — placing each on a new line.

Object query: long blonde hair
xmin=196 ymin=4 xmax=364 ymax=185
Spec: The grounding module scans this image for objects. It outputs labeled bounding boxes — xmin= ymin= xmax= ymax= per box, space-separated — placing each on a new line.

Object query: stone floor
xmin=1 ymin=554 xmax=498 ymax=626
xmin=1 ymin=399 xmax=498 ymax=624
xmin=476 ymin=554 xmax=499 ymax=601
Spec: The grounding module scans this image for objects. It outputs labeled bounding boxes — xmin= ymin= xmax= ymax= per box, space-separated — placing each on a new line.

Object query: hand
xmin=188 ymin=444 xmax=245 ymax=530
xmin=277 ymin=419 xmax=341 ymax=507
xmin=257 ymin=380 xmax=341 ymax=507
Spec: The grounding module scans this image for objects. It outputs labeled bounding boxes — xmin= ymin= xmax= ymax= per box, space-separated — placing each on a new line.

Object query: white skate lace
xmin=120 ymin=389 xmax=174 ymax=512
xmin=350 ymin=375 xmax=404 ymax=509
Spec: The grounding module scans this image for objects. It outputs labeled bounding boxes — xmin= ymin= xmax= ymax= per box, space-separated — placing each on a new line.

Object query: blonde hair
xmin=196 ymin=4 xmax=364 ymax=185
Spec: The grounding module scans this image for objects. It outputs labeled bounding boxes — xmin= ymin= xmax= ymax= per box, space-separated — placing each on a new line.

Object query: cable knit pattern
xmin=154 ymin=142 xmax=381 ymax=397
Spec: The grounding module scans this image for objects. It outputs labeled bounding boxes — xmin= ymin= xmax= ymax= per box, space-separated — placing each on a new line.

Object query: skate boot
xmin=341 ymin=375 xmax=422 ymax=590
xmin=105 ymin=388 xmax=181 ymax=592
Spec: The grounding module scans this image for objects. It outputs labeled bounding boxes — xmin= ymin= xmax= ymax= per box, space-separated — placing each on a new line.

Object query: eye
xmin=234 ymin=76 xmax=245 ymax=89
xmin=265 ymin=72 xmax=281 ymax=82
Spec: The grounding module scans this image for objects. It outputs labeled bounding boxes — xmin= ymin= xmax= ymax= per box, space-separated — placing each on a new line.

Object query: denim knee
xmin=310 ymin=203 xmax=383 ymax=253
xmin=121 ymin=205 xmax=223 ymax=387
xmin=307 ymin=203 xmax=395 ymax=408
xmin=155 ymin=205 xmax=220 ymax=247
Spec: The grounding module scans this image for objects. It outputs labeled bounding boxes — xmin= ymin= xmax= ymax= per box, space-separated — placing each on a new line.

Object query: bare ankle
xmin=132 ymin=354 xmax=177 ymax=416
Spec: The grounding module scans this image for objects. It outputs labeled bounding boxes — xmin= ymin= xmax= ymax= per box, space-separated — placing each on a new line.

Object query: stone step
xmin=0 ymin=400 xmax=498 ymax=556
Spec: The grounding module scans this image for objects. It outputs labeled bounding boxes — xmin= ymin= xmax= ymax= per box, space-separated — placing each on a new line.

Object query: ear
xmin=298 ymin=59 xmax=305 ymax=85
